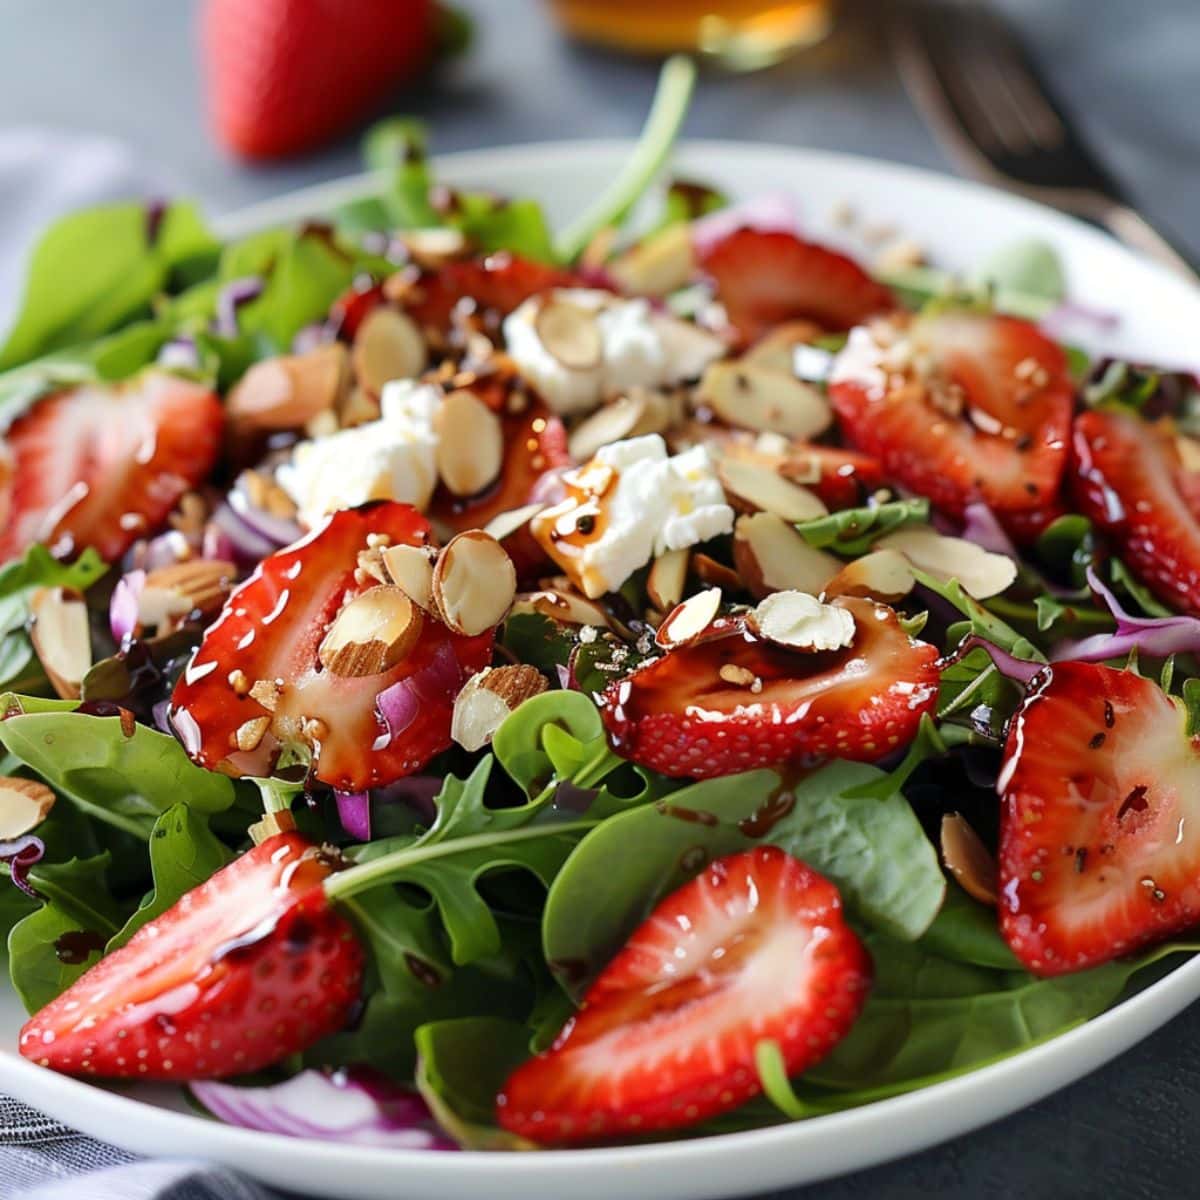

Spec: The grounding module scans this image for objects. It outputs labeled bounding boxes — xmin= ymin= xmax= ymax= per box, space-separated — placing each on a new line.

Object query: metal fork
xmin=890 ymin=0 xmax=1196 ymax=280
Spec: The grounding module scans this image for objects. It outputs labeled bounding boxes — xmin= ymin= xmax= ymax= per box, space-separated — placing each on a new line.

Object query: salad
xmin=3 ymin=58 xmax=1200 ymax=1150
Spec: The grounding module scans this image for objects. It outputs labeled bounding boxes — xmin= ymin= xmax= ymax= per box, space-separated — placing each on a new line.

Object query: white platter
xmin=2 ymin=139 xmax=1199 ymax=1200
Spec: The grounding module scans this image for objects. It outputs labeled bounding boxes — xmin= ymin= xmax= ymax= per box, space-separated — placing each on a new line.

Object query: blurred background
xmin=0 ymin=0 xmax=1196 ymax=258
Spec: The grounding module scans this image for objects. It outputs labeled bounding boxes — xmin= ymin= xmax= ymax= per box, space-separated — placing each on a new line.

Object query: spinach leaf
xmin=107 ymin=803 xmax=230 ymax=950
xmin=0 ymin=545 xmax=107 ymax=693
xmin=0 ymin=202 xmax=216 ymax=370
xmin=0 ymin=694 xmax=237 ymax=838
xmin=414 ymin=1017 xmax=536 ymax=1150
xmin=498 ymin=612 xmax=574 ymax=678
xmin=795 ymin=499 xmax=929 ymax=557
xmin=7 ymin=854 xmax=122 ymax=1012
xmin=917 ymin=883 xmax=1021 ymax=970
xmin=543 ymin=761 xmax=944 ymax=998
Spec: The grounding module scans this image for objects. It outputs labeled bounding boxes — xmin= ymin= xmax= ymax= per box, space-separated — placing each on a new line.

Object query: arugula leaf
xmin=795 ymin=499 xmax=929 ymax=557
xmin=106 ymin=803 xmax=230 ymax=950
xmin=362 ymin=118 xmax=440 ymax=229
xmin=340 ymin=888 xmax=450 ymax=998
xmin=543 ymin=761 xmax=944 ymax=998
xmin=0 ymin=545 xmax=107 ymax=693
xmin=498 ymin=612 xmax=574 ymax=678
xmin=0 ymin=202 xmax=216 ymax=370
xmin=453 ymin=195 xmax=557 ymax=264
xmin=915 ymin=568 xmax=1033 ymax=654
xmin=1083 ymin=359 xmax=1163 ymax=412
xmin=7 ymin=854 xmax=123 ymax=1012
xmin=414 ymin=1017 xmax=536 ymax=1150
xmin=0 ymin=694 xmax=237 ymax=838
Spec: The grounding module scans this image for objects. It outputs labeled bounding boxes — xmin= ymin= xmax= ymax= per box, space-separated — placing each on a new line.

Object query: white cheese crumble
xmin=276 ymin=380 xmax=440 ymax=528
xmin=532 ymin=434 xmax=734 ymax=598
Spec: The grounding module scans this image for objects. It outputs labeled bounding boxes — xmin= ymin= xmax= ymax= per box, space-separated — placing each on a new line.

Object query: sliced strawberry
xmin=330 ymin=279 xmax=387 ymax=340
xmin=20 ymin=831 xmax=362 ymax=1080
xmin=0 ymin=369 xmax=222 ymax=563
xmin=1072 ymin=407 xmax=1200 ymax=616
xmin=700 ymin=230 xmax=894 ymax=344
xmin=998 ymin=661 xmax=1200 ymax=975
xmin=404 ymin=253 xmax=579 ymax=339
xmin=169 ymin=503 xmax=493 ymax=790
xmin=599 ymin=597 xmax=940 ymax=779
xmin=497 ymin=846 xmax=871 ymax=1143
xmin=829 ymin=310 xmax=1074 ymax=540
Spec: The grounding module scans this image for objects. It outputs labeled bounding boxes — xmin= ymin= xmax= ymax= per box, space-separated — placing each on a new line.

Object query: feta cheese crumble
xmin=531 ymin=434 xmax=734 ymax=598
xmin=276 ymin=380 xmax=440 ymax=528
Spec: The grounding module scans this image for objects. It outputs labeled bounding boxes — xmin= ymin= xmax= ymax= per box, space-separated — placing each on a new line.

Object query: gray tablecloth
xmin=1 ymin=1 xmax=1199 ymax=1196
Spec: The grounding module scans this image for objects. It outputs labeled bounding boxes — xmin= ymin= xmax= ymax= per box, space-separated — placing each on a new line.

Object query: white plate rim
xmin=3 ymin=137 xmax=1199 ymax=1200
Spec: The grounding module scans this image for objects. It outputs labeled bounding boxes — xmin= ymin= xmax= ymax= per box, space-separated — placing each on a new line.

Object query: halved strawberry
xmin=20 ymin=831 xmax=362 ymax=1080
xmin=329 ymin=279 xmax=387 ymax=340
xmin=497 ymin=846 xmax=871 ymax=1143
xmin=1072 ymin=407 xmax=1200 ymax=616
xmin=599 ymin=597 xmax=940 ymax=779
xmin=0 ymin=369 xmax=222 ymax=563
xmin=404 ymin=252 xmax=579 ymax=339
xmin=169 ymin=503 xmax=493 ymax=790
xmin=998 ymin=661 xmax=1200 ymax=975
xmin=700 ymin=230 xmax=894 ymax=344
xmin=829 ymin=310 xmax=1074 ymax=540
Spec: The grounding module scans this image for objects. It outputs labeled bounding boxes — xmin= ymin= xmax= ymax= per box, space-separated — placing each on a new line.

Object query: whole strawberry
xmin=201 ymin=0 xmax=435 ymax=160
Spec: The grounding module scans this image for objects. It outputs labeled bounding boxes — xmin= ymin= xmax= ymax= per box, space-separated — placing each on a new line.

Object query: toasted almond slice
xmin=353 ymin=307 xmax=427 ymax=394
xmin=697 ymin=361 xmax=832 ymax=438
xmin=510 ymin=589 xmax=610 ymax=628
xmin=0 ymin=777 xmax=55 ymax=839
xmin=569 ymin=394 xmax=650 ymax=462
xmin=318 ymin=586 xmax=423 ymax=677
xmin=234 ymin=715 xmax=272 ymax=753
xmin=451 ymin=664 xmax=549 ymax=752
xmin=400 ymin=227 xmax=469 ymax=270
xmin=379 ymin=544 xmax=437 ymax=611
xmin=29 ymin=587 xmax=92 ymax=700
xmin=941 ymin=813 xmax=998 ymax=906
xmin=741 ymin=320 xmax=823 ymax=375
xmin=691 ymin=552 xmax=743 ymax=592
xmin=226 ymin=343 xmax=349 ymax=437
xmin=717 ymin=457 xmax=828 ymax=523
xmin=432 ymin=532 xmax=517 ymax=636
xmin=434 ymin=389 xmax=505 ymax=497
xmin=657 ymin=586 xmax=722 ymax=649
xmin=822 ymin=549 xmax=916 ymax=604
xmin=483 ymin=502 xmax=548 ymax=544
xmin=877 ymin=527 xmax=1017 ymax=600
xmin=534 ymin=299 xmax=603 ymax=370
xmin=139 ymin=559 xmax=236 ymax=630
xmin=338 ymin=385 xmax=382 ymax=429
xmin=748 ymin=590 xmax=855 ymax=652
xmin=732 ymin=513 xmax=841 ymax=600
xmin=608 ymin=223 xmax=694 ymax=296
xmin=651 ymin=315 xmax=726 ymax=381
xmin=1177 ymin=434 xmax=1200 ymax=474
xmin=719 ymin=663 xmax=757 ymax=687
xmin=647 ymin=548 xmax=690 ymax=612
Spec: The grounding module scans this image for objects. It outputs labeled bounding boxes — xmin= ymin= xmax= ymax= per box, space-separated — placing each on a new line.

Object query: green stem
xmin=324 ymin=819 xmax=598 ymax=903
xmin=985 ymin=594 xmax=1112 ymax=630
xmin=554 ymin=55 xmax=697 ymax=262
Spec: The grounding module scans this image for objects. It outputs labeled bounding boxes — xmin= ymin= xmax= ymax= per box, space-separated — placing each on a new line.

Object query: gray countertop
xmin=1 ymin=1 xmax=1199 ymax=1196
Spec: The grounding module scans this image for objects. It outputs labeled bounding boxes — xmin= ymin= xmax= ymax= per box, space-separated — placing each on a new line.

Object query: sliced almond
xmin=234 ymin=715 xmax=272 ymax=753
xmin=1177 ymin=434 xmax=1200 ymax=474
xmin=823 ymin=549 xmax=916 ymax=604
xmin=451 ymin=664 xmax=549 ymax=752
xmin=568 ymin=394 xmax=652 ymax=462
xmin=139 ymin=559 xmax=236 ymax=631
xmin=656 ymin=586 xmax=722 ymax=649
xmin=748 ymin=590 xmax=855 ymax=652
xmin=732 ymin=513 xmax=841 ymax=600
xmin=877 ymin=527 xmax=1017 ymax=600
xmin=379 ymin=543 xmax=437 ymax=611
xmin=353 ymin=307 xmax=427 ymax=394
xmin=691 ymin=552 xmax=743 ymax=593
xmin=608 ymin=223 xmax=694 ymax=296
xmin=0 ymin=777 xmax=55 ymax=839
xmin=483 ymin=502 xmax=548 ymax=544
xmin=399 ymin=227 xmax=469 ymax=270
xmin=510 ymin=589 xmax=610 ymax=628
xmin=338 ymin=385 xmax=381 ymax=429
xmin=941 ymin=813 xmax=998 ymax=906
xmin=652 ymin=315 xmax=727 ymax=382
xmin=718 ymin=663 xmax=757 ymax=687
xmin=226 ymin=343 xmax=349 ymax=438
xmin=434 ymin=389 xmax=505 ymax=497
xmin=717 ymin=457 xmax=828 ymax=523
xmin=432 ymin=532 xmax=517 ymax=636
xmin=318 ymin=586 xmax=423 ymax=677
xmin=742 ymin=320 xmax=823 ymax=375
xmin=697 ymin=361 xmax=832 ymax=438
xmin=647 ymin=548 xmax=690 ymax=612
xmin=29 ymin=588 xmax=92 ymax=700
xmin=534 ymin=299 xmax=602 ymax=370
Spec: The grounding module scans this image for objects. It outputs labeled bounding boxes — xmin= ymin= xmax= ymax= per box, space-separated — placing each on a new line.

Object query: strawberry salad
xmin=3 ymin=68 xmax=1200 ymax=1150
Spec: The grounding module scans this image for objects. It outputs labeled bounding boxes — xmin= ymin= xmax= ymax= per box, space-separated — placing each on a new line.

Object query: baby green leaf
xmin=795 ymin=499 xmax=929 ymax=557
